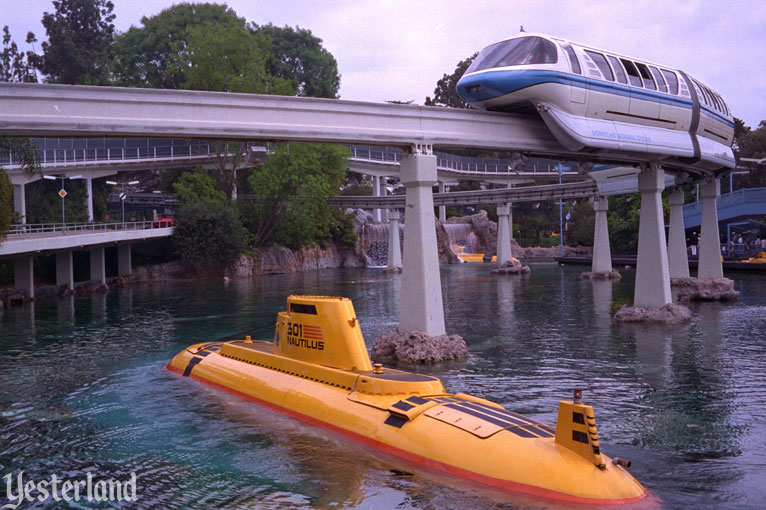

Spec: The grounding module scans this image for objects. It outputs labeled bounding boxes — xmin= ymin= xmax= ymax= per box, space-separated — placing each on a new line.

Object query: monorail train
xmin=456 ymin=33 xmax=735 ymax=170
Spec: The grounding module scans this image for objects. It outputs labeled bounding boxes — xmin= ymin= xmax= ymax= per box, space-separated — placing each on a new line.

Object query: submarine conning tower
xmin=274 ymin=295 xmax=373 ymax=372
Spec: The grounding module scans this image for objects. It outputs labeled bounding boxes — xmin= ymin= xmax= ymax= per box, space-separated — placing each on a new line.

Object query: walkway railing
xmin=7 ymin=221 xmax=168 ymax=235
xmin=3 ymin=138 xmax=571 ymax=177
xmin=683 ymin=187 xmax=766 ymax=215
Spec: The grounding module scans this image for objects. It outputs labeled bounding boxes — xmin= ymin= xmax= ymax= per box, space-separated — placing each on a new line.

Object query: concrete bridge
xmin=0 ymin=222 xmax=173 ymax=298
xmin=0 ymin=82 xmax=734 ymax=336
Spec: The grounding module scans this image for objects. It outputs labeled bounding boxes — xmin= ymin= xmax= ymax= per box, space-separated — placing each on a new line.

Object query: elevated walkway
xmin=683 ymin=188 xmax=766 ymax=228
xmin=0 ymin=222 xmax=173 ymax=258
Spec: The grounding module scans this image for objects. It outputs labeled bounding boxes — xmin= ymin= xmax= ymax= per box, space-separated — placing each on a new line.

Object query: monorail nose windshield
xmin=465 ymin=36 xmax=557 ymax=74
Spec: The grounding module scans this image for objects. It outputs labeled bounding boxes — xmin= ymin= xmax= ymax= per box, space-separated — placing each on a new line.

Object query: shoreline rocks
xmin=491 ymin=258 xmax=531 ymax=275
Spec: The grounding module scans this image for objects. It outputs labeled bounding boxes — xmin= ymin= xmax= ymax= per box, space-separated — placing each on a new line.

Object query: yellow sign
xmin=58 ymin=189 xmax=67 ymax=198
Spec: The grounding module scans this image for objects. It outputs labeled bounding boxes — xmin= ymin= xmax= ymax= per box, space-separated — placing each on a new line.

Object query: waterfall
xmin=361 ymin=224 xmax=389 ymax=267
xmin=443 ymin=223 xmax=480 ymax=256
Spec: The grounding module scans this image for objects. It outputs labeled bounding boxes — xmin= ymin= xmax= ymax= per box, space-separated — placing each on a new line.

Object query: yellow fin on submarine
xmin=167 ymin=295 xmax=646 ymax=504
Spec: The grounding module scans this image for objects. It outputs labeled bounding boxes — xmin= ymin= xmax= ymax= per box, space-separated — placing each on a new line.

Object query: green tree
xmin=173 ymin=201 xmax=245 ymax=274
xmin=425 ymin=53 xmax=476 ymax=108
xmin=607 ymin=194 xmax=641 ymax=255
xmin=39 ymin=0 xmax=115 ymax=85
xmin=173 ymin=170 xmax=227 ymax=205
xmin=733 ymin=119 xmax=766 ymax=188
xmin=1 ymin=26 xmax=39 ymax=83
xmin=254 ymin=24 xmax=340 ymax=98
xmin=183 ymin=21 xmax=292 ymax=95
xmin=0 ymin=169 xmax=12 ymax=239
xmin=567 ymin=201 xmax=595 ymax=246
xmin=245 ymin=143 xmax=350 ymax=249
xmin=112 ymin=3 xmax=252 ymax=89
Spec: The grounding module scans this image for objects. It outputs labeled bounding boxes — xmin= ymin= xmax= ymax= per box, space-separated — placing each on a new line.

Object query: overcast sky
xmin=3 ymin=0 xmax=765 ymax=127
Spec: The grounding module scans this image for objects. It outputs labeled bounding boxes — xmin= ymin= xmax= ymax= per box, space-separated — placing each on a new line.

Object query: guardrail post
xmin=398 ymin=145 xmax=446 ymax=336
xmin=667 ymin=189 xmax=690 ymax=278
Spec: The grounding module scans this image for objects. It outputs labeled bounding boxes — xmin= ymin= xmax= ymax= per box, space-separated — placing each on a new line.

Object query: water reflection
xmin=1 ymin=264 xmax=765 ymax=509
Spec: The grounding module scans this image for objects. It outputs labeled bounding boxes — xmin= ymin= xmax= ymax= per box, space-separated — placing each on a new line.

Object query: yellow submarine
xmin=167 ymin=295 xmax=646 ymax=504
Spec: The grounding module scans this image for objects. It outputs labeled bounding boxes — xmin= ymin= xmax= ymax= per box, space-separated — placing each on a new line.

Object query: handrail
xmin=7 ymin=220 xmax=170 ymax=235
xmin=2 ymin=137 xmax=575 ymax=177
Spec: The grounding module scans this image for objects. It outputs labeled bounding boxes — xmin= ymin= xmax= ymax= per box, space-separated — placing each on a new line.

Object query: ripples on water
xmin=2 ymin=264 xmax=766 ymax=509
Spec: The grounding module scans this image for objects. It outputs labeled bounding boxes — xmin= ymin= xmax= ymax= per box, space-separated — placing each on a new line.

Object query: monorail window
xmin=635 ymin=63 xmax=656 ymax=90
xmin=718 ymin=95 xmax=730 ymax=116
xmin=584 ymin=50 xmax=613 ymax=81
xmin=706 ymin=87 xmax=722 ymax=112
xmin=607 ymin=55 xmax=627 ymax=84
xmin=661 ymin=69 xmax=679 ymax=94
xmin=465 ymin=36 xmax=558 ymax=74
xmin=649 ymin=66 xmax=667 ymax=93
xmin=620 ymin=59 xmax=643 ymax=87
xmin=561 ymin=43 xmax=581 ymax=74
xmin=692 ymin=80 xmax=710 ymax=106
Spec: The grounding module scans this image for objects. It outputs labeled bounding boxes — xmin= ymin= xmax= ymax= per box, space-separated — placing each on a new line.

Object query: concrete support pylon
xmin=508 ymin=202 xmax=514 ymax=241
xmin=118 ymin=243 xmax=132 ymax=277
xmin=85 ymin=177 xmax=94 ymax=222
xmin=387 ymin=210 xmax=402 ymax=270
xmin=438 ymin=181 xmax=446 ymax=222
xmin=55 ymin=251 xmax=74 ymax=291
xmin=380 ymin=178 xmax=388 ymax=223
xmin=591 ymin=197 xmax=612 ymax=273
xmin=398 ymin=147 xmax=446 ymax=336
xmin=14 ymin=255 xmax=34 ymax=298
xmin=667 ymin=189 xmax=690 ymax=278
xmin=496 ymin=204 xmax=513 ymax=267
xmin=12 ymin=183 xmax=26 ymax=224
xmin=634 ymin=164 xmax=671 ymax=307
xmin=373 ymin=175 xmax=382 ymax=223
xmin=698 ymin=178 xmax=724 ymax=279
xmin=90 ymin=246 xmax=106 ymax=284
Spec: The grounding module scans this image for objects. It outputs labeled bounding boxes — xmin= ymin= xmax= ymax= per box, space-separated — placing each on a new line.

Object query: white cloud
xmin=2 ymin=0 xmax=764 ymax=126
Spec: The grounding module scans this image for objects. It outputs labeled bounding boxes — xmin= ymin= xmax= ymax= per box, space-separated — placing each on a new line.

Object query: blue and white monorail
xmin=456 ymin=33 xmax=735 ymax=170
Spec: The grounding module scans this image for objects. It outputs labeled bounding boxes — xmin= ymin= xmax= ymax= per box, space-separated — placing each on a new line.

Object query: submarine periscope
xmin=167 ymin=295 xmax=646 ymax=504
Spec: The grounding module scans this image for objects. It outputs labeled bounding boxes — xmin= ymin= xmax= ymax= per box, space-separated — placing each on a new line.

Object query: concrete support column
xmin=387 ymin=210 xmax=402 ymax=270
xmin=373 ymin=175 xmax=382 ymax=223
xmin=399 ymin=148 xmax=446 ymax=336
xmin=508 ymin=202 xmax=514 ymax=241
xmin=55 ymin=251 xmax=74 ymax=291
xmin=496 ymin=204 xmax=513 ymax=267
xmin=667 ymin=189 xmax=690 ymax=278
xmin=85 ymin=177 xmax=94 ymax=222
xmin=13 ymin=183 xmax=26 ymax=224
xmin=634 ymin=164 xmax=671 ymax=307
xmin=698 ymin=178 xmax=724 ymax=279
xmin=118 ymin=243 xmax=132 ymax=277
xmin=14 ymin=256 xmax=34 ymax=298
xmin=591 ymin=197 xmax=612 ymax=273
xmin=380 ymin=178 xmax=388 ymax=223
xmin=438 ymin=181 xmax=446 ymax=222
xmin=89 ymin=246 xmax=106 ymax=284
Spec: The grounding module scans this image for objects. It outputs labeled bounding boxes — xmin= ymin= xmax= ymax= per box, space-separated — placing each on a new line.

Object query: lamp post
xmin=106 ymin=179 xmax=140 ymax=222
xmin=44 ymin=174 xmax=82 ymax=225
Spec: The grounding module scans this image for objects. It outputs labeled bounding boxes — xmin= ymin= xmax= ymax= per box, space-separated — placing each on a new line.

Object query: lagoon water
xmin=1 ymin=262 xmax=766 ymax=509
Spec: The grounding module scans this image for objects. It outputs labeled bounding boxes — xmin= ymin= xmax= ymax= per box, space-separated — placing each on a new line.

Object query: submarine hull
xmin=167 ymin=340 xmax=646 ymax=504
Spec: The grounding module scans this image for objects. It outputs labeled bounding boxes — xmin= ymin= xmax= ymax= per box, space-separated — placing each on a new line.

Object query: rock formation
xmin=371 ymin=330 xmax=468 ymax=364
